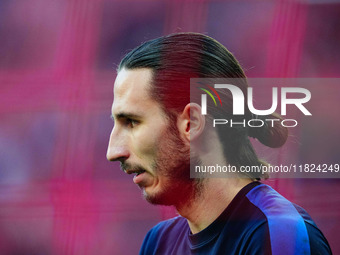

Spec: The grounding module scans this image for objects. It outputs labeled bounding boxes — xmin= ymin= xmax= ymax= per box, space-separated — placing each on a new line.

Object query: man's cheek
xmin=134 ymin=134 xmax=158 ymax=158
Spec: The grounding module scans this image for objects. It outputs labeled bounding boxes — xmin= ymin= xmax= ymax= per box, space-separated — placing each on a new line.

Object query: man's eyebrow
xmin=111 ymin=112 xmax=142 ymax=120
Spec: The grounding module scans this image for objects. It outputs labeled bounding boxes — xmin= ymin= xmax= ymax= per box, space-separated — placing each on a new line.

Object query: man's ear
xmin=178 ymin=103 xmax=205 ymax=142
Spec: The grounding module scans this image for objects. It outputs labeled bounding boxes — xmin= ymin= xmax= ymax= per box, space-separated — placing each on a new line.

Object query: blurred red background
xmin=1 ymin=0 xmax=340 ymax=254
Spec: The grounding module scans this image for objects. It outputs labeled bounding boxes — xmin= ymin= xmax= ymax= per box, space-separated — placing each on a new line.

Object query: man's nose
xmin=106 ymin=129 xmax=130 ymax=162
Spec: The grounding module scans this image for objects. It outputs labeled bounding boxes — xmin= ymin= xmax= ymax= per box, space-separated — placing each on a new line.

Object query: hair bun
xmin=248 ymin=113 xmax=288 ymax=148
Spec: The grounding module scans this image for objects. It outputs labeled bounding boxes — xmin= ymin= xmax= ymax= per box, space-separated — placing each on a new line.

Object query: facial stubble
xmin=142 ymin=122 xmax=204 ymax=207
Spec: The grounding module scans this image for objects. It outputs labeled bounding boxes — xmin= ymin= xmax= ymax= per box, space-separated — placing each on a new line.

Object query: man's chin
xmin=142 ymin=189 xmax=174 ymax=206
xmin=141 ymin=181 xmax=199 ymax=206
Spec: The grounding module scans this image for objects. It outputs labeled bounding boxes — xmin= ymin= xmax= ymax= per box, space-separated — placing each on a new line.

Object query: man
xmin=106 ymin=33 xmax=331 ymax=254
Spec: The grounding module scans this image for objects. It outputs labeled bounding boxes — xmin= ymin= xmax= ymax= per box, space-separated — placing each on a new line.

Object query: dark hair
xmin=118 ymin=32 xmax=288 ymax=180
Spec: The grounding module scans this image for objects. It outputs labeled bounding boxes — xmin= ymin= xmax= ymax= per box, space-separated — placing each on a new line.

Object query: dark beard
xmin=143 ymin=121 xmax=204 ymax=207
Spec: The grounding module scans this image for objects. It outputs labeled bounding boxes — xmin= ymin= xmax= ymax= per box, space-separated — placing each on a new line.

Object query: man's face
xmin=107 ymin=68 xmax=197 ymax=206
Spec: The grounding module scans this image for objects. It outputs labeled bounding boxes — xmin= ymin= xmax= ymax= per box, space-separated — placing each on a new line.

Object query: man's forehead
xmin=114 ymin=68 xmax=152 ymax=95
xmin=112 ymin=68 xmax=154 ymax=114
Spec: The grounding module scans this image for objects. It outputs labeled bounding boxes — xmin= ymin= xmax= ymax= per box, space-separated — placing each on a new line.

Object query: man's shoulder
xmin=244 ymin=183 xmax=332 ymax=254
xmin=245 ymin=183 xmax=316 ymax=239
xmin=139 ymin=216 xmax=188 ymax=255
xmin=246 ymin=183 xmax=309 ymax=219
xmin=148 ymin=215 xmax=187 ymax=236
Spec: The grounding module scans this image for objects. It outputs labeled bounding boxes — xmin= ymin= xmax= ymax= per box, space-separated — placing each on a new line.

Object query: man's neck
xmin=176 ymin=178 xmax=253 ymax=234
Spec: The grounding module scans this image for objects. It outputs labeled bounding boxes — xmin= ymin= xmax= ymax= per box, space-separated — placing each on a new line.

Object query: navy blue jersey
xmin=140 ymin=182 xmax=331 ymax=255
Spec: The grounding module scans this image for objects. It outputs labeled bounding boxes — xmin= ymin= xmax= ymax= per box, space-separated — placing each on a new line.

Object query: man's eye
xmin=125 ymin=118 xmax=139 ymax=128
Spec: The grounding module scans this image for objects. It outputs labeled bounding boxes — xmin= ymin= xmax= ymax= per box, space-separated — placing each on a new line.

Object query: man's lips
xmin=124 ymin=169 xmax=146 ymax=176
xmin=123 ymin=169 xmax=150 ymax=185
